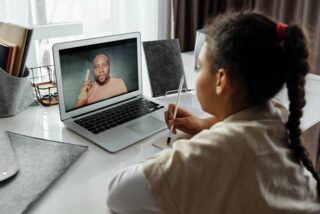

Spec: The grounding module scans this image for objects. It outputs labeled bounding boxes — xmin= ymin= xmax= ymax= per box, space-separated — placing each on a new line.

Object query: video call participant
xmin=75 ymin=54 xmax=128 ymax=108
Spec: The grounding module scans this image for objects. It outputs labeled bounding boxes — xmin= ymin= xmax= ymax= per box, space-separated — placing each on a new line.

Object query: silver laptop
xmin=53 ymin=32 xmax=166 ymax=152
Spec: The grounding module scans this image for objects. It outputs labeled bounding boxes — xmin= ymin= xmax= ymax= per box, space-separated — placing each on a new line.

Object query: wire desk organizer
xmin=29 ymin=65 xmax=58 ymax=106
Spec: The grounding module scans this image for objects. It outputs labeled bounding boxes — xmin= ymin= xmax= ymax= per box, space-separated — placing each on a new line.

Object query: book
xmin=0 ymin=42 xmax=10 ymax=72
xmin=8 ymin=46 xmax=17 ymax=75
xmin=18 ymin=29 xmax=33 ymax=77
xmin=0 ymin=22 xmax=33 ymax=76
xmin=0 ymin=39 xmax=17 ymax=74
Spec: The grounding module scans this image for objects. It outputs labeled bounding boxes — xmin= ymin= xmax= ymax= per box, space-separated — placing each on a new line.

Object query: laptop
xmin=53 ymin=32 xmax=167 ymax=152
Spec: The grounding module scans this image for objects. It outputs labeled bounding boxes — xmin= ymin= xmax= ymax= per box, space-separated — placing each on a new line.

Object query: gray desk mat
xmin=0 ymin=132 xmax=88 ymax=214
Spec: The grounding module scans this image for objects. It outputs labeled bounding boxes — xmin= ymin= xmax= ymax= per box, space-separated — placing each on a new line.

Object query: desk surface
xmin=1 ymin=53 xmax=320 ymax=214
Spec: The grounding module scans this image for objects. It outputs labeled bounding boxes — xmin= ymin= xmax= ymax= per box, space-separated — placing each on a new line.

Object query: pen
xmin=167 ymin=75 xmax=185 ymax=146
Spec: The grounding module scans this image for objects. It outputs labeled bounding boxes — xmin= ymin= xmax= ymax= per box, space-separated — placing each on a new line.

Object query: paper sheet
xmin=151 ymin=130 xmax=192 ymax=150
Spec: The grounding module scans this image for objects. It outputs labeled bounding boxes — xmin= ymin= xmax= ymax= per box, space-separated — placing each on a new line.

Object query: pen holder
xmin=0 ymin=67 xmax=37 ymax=117
xmin=29 ymin=65 xmax=58 ymax=106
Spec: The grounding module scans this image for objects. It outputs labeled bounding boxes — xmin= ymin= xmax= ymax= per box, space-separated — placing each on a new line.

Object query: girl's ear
xmin=216 ymin=68 xmax=228 ymax=95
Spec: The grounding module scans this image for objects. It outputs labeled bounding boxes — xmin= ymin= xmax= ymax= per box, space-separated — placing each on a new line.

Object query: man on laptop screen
xmin=75 ymin=53 xmax=128 ymax=108
xmin=59 ymin=37 xmax=139 ymax=113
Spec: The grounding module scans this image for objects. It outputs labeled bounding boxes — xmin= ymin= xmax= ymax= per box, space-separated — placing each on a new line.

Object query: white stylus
xmin=167 ymin=75 xmax=185 ymax=146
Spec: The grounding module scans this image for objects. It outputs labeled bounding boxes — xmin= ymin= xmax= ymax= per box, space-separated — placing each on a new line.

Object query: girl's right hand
xmin=164 ymin=104 xmax=216 ymax=135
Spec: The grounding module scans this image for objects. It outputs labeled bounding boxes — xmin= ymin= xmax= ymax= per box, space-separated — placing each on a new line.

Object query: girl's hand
xmin=164 ymin=104 xmax=218 ymax=135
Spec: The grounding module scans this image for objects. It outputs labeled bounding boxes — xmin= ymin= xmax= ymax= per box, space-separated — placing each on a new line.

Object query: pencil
xmin=167 ymin=76 xmax=185 ymax=146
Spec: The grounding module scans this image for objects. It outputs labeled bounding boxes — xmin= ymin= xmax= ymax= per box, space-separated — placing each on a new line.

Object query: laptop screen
xmin=59 ymin=38 xmax=139 ymax=112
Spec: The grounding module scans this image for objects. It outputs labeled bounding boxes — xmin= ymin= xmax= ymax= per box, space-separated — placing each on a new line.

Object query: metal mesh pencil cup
xmin=29 ymin=65 xmax=58 ymax=106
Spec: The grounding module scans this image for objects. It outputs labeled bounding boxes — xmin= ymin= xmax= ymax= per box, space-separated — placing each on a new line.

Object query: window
xmin=30 ymin=0 xmax=84 ymax=25
xmin=28 ymin=0 xmax=113 ymax=67
xmin=23 ymin=0 xmax=166 ymax=67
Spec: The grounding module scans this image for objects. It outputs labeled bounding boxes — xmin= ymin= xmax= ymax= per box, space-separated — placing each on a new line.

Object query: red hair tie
xmin=276 ymin=22 xmax=288 ymax=42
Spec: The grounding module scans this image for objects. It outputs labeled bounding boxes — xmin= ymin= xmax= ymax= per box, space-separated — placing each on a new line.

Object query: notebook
xmin=53 ymin=32 xmax=167 ymax=152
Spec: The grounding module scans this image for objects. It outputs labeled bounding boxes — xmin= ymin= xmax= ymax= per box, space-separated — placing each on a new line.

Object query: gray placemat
xmin=0 ymin=132 xmax=88 ymax=214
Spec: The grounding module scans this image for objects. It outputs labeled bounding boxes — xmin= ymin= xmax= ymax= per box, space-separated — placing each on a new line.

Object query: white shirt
xmin=107 ymin=102 xmax=320 ymax=214
xmin=107 ymin=164 xmax=161 ymax=214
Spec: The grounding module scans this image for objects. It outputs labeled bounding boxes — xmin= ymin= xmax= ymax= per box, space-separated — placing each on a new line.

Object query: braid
xmin=284 ymin=25 xmax=320 ymax=198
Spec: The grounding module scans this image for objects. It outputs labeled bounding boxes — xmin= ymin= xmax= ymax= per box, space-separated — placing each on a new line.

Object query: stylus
xmin=167 ymin=75 xmax=185 ymax=146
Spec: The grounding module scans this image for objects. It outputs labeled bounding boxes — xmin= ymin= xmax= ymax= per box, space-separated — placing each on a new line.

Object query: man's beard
xmin=96 ymin=75 xmax=110 ymax=85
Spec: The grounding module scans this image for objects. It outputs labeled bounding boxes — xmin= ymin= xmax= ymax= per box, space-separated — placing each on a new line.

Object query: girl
xmin=106 ymin=11 xmax=320 ymax=214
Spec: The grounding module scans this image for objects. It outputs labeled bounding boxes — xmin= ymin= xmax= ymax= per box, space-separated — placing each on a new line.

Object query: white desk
xmin=1 ymin=53 xmax=320 ymax=213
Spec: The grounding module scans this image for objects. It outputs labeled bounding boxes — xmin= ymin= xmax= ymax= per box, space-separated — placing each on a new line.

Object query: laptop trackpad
xmin=127 ymin=117 xmax=165 ymax=136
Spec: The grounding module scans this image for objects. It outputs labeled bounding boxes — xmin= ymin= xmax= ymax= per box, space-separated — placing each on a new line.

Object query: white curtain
xmin=0 ymin=0 xmax=172 ymax=68
xmin=0 ymin=0 xmax=29 ymax=26
xmin=83 ymin=0 xmax=172 ymax=42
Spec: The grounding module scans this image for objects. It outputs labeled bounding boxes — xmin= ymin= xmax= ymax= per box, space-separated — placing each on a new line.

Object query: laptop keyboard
xmin=74 ymin=98 xmax=164 ymax=134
